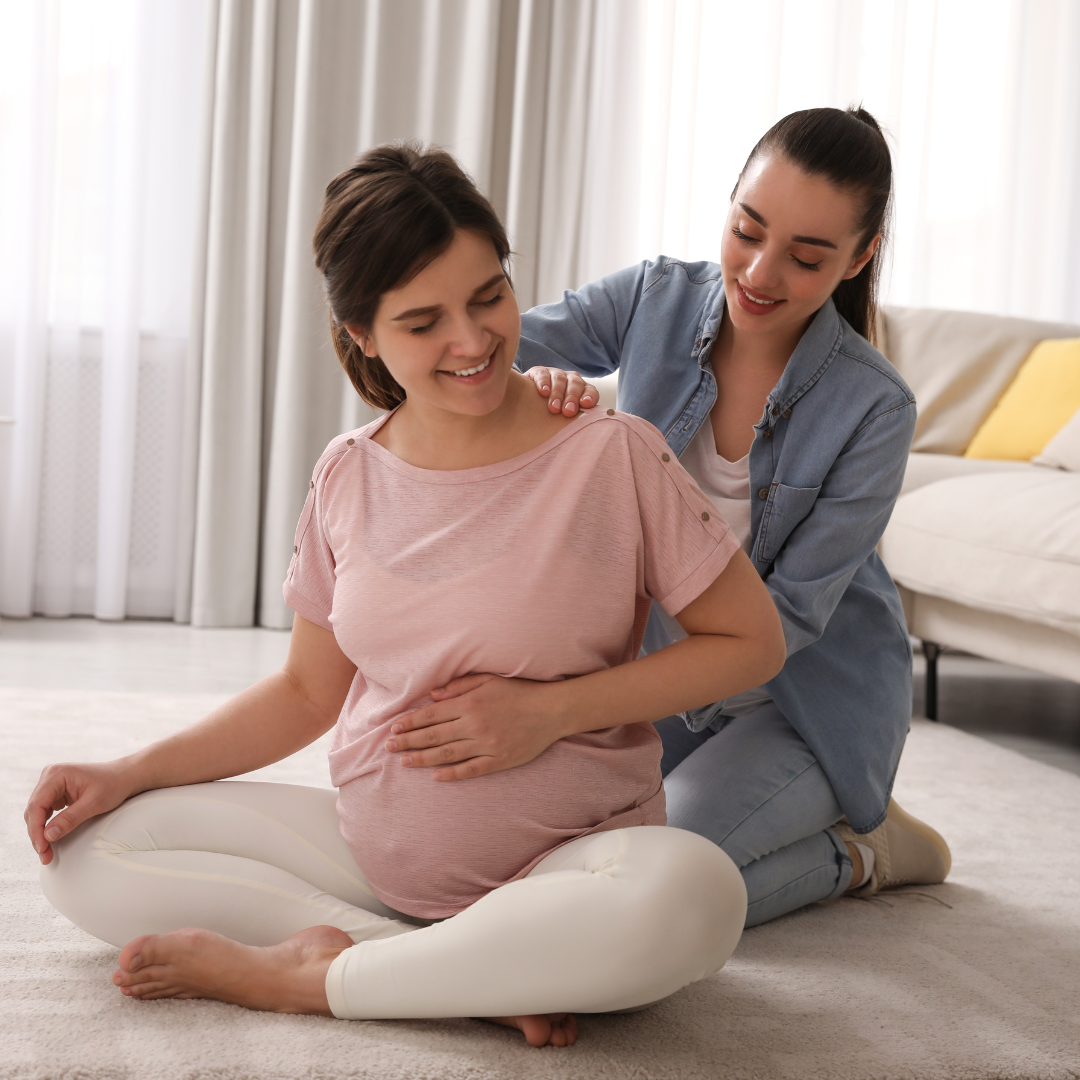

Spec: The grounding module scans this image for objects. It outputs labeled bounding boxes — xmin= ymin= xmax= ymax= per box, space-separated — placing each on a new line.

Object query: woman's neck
xmin=707 ymin=308 xmax=811 ymax=461
xmin=373 ymin=372 xmax=575 ymax=471
xmin=713 ymin=307 xmax=809 ymax=380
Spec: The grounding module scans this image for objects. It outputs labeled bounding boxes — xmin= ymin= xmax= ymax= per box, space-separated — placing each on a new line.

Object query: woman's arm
xmin=516 ymin=262 xmax=651 ymax=378
xmin=384 ymin=551 xmax=785 ymax=780
xmin=515 ymin=261 xmax=651 ymax=414
xmin=24 ymin=615 xmax=355 ymax=863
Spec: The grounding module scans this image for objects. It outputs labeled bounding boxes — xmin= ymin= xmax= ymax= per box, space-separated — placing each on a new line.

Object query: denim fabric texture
xmin=656 ymin=708 xmax=853 ymax=926
xmin=517 ymin=257 xmax=916 ymax=832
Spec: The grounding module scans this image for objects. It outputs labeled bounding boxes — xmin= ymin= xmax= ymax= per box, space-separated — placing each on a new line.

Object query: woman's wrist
xmin=115 ymin=749 xmax=159 ymax=797
xmin=546 ymin=677 xmax=606 ymax=739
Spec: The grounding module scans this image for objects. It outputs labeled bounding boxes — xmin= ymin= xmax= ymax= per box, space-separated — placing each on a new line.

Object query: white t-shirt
xmin=654 ymin=418 xmax=774 ymax=720
xmin=679 ymin=417 xmax=754 ymax=553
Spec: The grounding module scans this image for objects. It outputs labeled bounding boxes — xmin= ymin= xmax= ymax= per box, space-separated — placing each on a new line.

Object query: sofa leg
xmin=922 ymin=640 xmax=942 ymax=721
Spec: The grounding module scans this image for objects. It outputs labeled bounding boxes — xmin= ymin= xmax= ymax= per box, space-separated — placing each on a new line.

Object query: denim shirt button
xmin=771 ymin=404 xmax=780 ymax=416
xmin=758 ymin=488 xmax=769 ymax=499
xmin=763 ymin=429 xmax=773 ymax=439
xmin=783 ymin=407 xmax=793 ymax=418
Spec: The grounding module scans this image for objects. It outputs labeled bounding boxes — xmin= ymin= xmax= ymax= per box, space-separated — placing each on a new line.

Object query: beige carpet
xmin=2 ymin=688 xmax=1078 ymax=1080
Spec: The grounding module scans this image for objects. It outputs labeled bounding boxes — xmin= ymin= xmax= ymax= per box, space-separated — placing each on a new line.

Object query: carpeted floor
xmin=2 ymin=688 xmax=1078 ymax=1080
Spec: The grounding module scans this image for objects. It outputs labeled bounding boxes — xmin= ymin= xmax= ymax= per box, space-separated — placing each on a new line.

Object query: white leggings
xmin=41 ymin=781 xmax=746 ymax=1018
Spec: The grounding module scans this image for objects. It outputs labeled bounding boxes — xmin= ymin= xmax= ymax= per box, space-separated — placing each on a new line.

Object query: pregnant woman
xmin=383 ymin=108 xmax=951 ymax=927
xmin=24 ymin=145 xmax=786 ymax=1047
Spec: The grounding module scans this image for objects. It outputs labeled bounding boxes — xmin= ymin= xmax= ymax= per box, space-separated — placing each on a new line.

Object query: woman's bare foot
xmin=114 ymin=925 xmax=578 ymax=1045
xmin=112 ymin=924 xmax=353 ymax=1014
xmin=484 ymin=1012 xmax=578 ymax=1047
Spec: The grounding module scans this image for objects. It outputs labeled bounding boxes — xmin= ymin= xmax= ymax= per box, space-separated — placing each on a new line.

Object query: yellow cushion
xmin=964 ymin=337 xmax=1080 ymax=460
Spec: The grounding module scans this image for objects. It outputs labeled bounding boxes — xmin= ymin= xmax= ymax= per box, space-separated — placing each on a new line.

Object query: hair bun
xmin=846 ymin=105 xmax=884 ymax=136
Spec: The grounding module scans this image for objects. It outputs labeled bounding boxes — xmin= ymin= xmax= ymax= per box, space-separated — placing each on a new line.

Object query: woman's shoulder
xmin=833 ymin=316 xmax=914 ymax=408
xmin=562 ymin=408 xmax=675 ymax=471
xmin=311 ymin=415 xmax=387 ymax=483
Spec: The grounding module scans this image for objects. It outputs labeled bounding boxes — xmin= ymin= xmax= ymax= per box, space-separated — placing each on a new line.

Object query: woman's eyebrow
xmin=738 ymin=202 xmax=838 ymax=250
xmin=791 ymin=233 xmax=837 ymax=250
xmin=391 ymin=274 xmax=507 ymax=322
xmin=471 ymin=272 xmax=508 ymax=296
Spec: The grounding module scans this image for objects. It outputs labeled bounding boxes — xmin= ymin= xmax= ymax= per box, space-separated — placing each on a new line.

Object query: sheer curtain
xmin=2 ymin=0 xmax=1078 ymax=629
xmin=605 ymin=0 xmax=1080 ymax=324
xmin=0 ymin=0 xmax=208 ymax=621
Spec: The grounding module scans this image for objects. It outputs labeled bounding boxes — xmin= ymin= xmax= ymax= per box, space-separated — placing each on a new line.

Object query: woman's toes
xmin=117 ymin=933 xmax=155 ymax=974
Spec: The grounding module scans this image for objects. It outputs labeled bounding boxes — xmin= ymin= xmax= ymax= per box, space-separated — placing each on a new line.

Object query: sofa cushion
xmin=900 ymin=453 xmax=1039 ymax=496
xmin=1035 ymin=405 xmax=1080 ymax=472
xmin=880 ymin=307 xmax=1080 ymax=455
xmin=880 ymin=471 xmax=1080 ymax=635
xmin=964 ymin=338 xmax=1080 ymax=460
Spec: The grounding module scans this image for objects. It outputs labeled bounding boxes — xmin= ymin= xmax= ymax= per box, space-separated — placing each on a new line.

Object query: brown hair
xmin=313 ymin=143 xmax=512 ymax=410
xmin=736 ymin=106 xmax=892 ymax=344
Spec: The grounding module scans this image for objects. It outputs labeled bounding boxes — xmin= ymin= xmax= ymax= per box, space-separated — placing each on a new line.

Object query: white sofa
xmin=877 ymin=306 xmax=1080 ymax=718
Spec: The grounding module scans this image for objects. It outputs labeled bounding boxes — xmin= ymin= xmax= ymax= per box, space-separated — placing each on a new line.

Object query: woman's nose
xmin=745 ymin=247 xmax=783 ymax=290
xmin=447 ymin=314 xmax=490 ymax=357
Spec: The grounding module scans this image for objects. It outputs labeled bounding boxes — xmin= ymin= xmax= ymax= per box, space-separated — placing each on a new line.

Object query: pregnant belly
xmin=336 ymin=734 xmax=663 ymax=919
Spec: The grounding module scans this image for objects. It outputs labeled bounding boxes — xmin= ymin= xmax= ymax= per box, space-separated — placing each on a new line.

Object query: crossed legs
xmin=41 ymin=780 xmax=746 ymax=1034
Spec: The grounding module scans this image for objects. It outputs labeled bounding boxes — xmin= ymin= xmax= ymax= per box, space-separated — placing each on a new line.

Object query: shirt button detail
xmin=661 ymin=453 xmax=670 ymax=462
xmin=758 ymin=488 xmax=769 ymax=500
xmin=606 ymin=408 xmax=615 ymax=415
xmin=293 ymin=545 xmax=298 ymax=553
xmin=782 ymin=407 xmax=792 ymax=418
xmin=309 ymin=480 xmax=314 ymax=488
xmin=701 ymin=511 xmax=710 ymax=521
xmin=763 ymin=428 xmax=773 ymax=439
xmin=346 ymin=437 xmax=355 ymax=445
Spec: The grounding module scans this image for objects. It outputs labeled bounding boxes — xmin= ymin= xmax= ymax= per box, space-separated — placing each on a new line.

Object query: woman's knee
xmin=602 ymin=826 xmax=747 ymax=983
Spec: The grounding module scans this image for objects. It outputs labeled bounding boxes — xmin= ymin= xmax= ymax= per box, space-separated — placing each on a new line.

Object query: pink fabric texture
xmin=284 ymin=408 xmax=739 ymax=918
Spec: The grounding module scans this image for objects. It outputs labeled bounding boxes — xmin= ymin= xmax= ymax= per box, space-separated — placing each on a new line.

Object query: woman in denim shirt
xmin=387 ymin=107 xmax=951 ymax=927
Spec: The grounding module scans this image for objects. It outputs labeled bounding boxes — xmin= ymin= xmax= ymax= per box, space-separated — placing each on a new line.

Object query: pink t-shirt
xmin=284 ymin=408 xmax=739 ymax=918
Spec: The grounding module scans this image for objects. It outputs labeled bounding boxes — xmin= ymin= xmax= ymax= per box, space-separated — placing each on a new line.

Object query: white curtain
xmin=2 ymin=0 xmax=1078 ymax=629
xmin=0 ymin=0 xmax=208 ymax=620
xmin=618 ymin=0 xmax=1080 ymax=325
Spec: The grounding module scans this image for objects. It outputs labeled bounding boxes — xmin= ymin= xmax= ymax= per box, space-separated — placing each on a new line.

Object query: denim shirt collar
xmin=694 ymin=282 xmax=845 ymax=422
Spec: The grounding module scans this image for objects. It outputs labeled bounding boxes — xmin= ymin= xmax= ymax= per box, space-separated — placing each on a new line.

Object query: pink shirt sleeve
xmin=623 ymin=417 xmax=742 ymax=616
xmin=282 ymin=448 xmax=342 ymax=632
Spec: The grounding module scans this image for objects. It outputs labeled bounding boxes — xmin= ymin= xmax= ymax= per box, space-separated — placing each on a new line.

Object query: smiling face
xmin=348 ymin=228 xmax=519 ymax=418
xmin=720 ymin=153 xmax=880 ymax=336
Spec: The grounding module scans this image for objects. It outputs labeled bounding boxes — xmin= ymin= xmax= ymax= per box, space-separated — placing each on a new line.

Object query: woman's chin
xmin=426 ymin=376 xmax=512 ymax=417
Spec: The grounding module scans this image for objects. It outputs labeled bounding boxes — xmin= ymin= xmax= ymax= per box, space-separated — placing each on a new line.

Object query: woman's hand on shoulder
xmin=522 ymin=366 xmax=599 ymax=417
xmin=25 ymin=758 xmax=140 ymax=865
xmin=385 ymin=674 xmax=570 ymax=780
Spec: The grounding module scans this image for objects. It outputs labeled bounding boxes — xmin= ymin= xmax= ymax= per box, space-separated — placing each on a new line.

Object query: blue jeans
xmin=658 ymin=703 xmax=854 ymax=927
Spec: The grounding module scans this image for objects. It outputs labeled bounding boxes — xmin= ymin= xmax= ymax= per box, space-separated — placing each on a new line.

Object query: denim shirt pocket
xmin=754 ymin=482 xmax=822 ymax=565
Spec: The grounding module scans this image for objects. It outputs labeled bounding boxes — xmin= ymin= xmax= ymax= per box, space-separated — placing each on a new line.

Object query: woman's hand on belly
xmin=384 ymin=674 xmax=571 ymax=781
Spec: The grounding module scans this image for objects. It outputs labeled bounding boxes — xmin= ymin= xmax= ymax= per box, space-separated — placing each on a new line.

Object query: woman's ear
xmin=842 ymin=234 xmax=881 ymax=280
xmin=344 ymin=324 xmax=378 ymax=358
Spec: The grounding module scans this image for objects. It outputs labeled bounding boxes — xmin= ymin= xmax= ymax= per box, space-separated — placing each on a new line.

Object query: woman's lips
xmin=735 ymin=280 xmax=785 ymax=316
xmin=437 ymin=351 xmax=497 ymax=385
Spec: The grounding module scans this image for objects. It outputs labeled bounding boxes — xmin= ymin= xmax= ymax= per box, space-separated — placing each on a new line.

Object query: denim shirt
xmin=517 ymin=257 xmax=916 ymax=833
